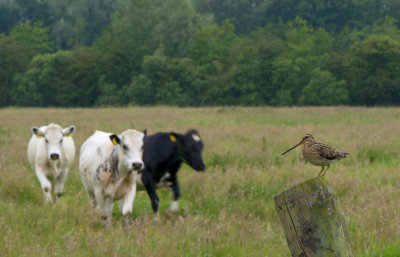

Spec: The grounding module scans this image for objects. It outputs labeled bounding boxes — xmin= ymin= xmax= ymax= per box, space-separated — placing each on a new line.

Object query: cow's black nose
xmin=132 ymin=162 xmax=143 ymax=170
xmin=50 ymin=153 xmax=59 ymax=160
xmin=196 ymin=163 xmax=206 ymax=171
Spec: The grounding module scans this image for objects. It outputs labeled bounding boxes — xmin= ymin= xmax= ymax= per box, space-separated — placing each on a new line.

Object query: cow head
xmin=110 ymin=129 xmax=146 ymax=172
xmin=32 ymin=124 xmax=75 ymax=161
xmin=171 ymin=129 xmax=205 ymax=171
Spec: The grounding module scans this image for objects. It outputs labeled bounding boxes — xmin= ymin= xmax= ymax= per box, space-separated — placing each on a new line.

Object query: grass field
xmin=0 ymin=107 xmax=399 ymax=256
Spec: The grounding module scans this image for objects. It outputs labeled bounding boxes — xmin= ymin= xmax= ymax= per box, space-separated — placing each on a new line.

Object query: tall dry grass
xmin=0 ymin=107 xmax=399 ymax=256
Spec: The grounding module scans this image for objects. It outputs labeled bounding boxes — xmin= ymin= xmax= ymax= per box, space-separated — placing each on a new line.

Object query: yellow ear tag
xmin=67 ymin=134 xmax=73 ymax=138
xmin=112 ymin=137 xmax=118 ymax=145
xmin=170 ymin=135 xmax=177 ymax=142
xmin=36 ymin=135 xmax=42 ymax=139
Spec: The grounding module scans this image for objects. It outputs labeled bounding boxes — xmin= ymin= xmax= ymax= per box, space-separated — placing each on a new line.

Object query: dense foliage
xmin=1 ymin=0 xmax=400 ymax=107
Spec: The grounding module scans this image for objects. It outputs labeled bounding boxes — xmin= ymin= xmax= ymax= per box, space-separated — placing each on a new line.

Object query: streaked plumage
xmin=281 ymin=134 xmax=349 ymax=177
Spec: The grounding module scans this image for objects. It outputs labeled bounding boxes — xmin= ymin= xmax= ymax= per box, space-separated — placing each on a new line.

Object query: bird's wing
xmin=314 ymin=142 xmax=339 ymax=160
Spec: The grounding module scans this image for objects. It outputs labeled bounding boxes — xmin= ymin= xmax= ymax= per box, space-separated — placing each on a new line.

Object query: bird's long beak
xmin=281 ymin=141 xmax=302 ymax=155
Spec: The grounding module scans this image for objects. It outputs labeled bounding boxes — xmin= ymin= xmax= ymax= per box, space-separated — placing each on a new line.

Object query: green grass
xmin=0 ymin=106 xmax=399 ymax=256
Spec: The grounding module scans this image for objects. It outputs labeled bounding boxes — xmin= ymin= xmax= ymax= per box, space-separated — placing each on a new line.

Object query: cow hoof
xmin=123 ymin=214 xmax=132 ymax=227
xmin=123 ymin=220 xmax=131 ymax=227
xmin=44 ymin=197 xmax=54 ymax=205
xmin=102 ymin=218 xmax=112 ymax=230
xmin=169 ymin=201 xmax=179 ymax=213
xmin=153 ymin=213 xmax=161 ymax=222
xmin=55 ymin=193 xmax=63 ymax=204
xmin=105 ymin=223 xmax=112 ymax=230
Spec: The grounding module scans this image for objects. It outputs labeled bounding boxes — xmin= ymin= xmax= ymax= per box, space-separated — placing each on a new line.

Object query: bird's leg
xmin=322 ymin=165 xmax=330 ymax=176
xmin=317 ymin=166 xmax=325 ymax=177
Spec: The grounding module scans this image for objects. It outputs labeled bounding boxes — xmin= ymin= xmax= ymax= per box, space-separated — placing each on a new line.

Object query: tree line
xmin=1 ymin=0 xmax=400 ymax=107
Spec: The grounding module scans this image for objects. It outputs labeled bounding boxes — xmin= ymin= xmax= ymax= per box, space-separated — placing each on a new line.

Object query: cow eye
xmin=122 ymin=144 xmax=129 ymax=151
xmin=60 ymin=139 xmax=63 ymax=144
xmin=45 ymin=139 xmax=49 ymax=143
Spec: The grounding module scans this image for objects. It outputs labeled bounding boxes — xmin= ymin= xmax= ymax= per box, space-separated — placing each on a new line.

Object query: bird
xmin=281 ymin=134 xmax=349 ymax=177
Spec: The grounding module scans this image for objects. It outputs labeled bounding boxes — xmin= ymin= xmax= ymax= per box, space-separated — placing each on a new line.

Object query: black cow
xmin=138 ymin=129 xmax=205 ymax=214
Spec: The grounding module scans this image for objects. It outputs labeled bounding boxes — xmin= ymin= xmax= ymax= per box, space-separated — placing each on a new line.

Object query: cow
xmin=79 ymin=129 xmax=146 ymax=228
xmin=27 ymin=123 xmax=76 ymax=204
xmin=137 ymin=129 xmax=205 ymax=217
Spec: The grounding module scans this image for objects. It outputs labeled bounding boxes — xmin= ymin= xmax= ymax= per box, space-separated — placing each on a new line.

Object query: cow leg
xmin=142 ymin=173 xmax=160 ymax=214
xmin=81 ymin=181 xmax=96 ymax=208
xmin=94 ymin=188 xmax=105 ymax=214
xmin=104 ymin=197 xmax=114 ymax=229
xmin=120 ymin=179 xmax=137 ymax=226
xmin=86 ymin=189 xmax=97 ymax=209
xmin=96 ymin=190 xmax=113 ymax=229
xmin=54 ymin=169 xmax=68 ymax=203
xmin=94 ymin=188 xmax=108 ymax=226
xmin=169 ymin=175 xmax=180 ymax=213
xmin=35 ymin=168 xmax=53 ymax=204
xmin=88 ymin=191 xmax=97 ymax=209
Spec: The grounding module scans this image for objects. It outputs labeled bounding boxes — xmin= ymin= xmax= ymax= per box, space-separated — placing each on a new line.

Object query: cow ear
xmin=62 ymin=125 xmax=75 ymax=137
xmin=110 ymin=134 xmax=121 ymax=145
xmin=169 ymin=132 xmax=181 ymax=143
xmin=32 ymin=127 xmax=44 ymax=138
xmin=143 ymin=129 xmax=147 ymax=137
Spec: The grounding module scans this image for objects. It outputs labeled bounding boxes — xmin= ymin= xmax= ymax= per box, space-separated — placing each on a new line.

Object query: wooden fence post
xmin=274 ymin=177 xmax=353 ymax=257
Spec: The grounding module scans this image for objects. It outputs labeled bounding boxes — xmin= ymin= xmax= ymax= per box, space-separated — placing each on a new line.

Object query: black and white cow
xmin=138 ymin=129 xmax=205 ymax=215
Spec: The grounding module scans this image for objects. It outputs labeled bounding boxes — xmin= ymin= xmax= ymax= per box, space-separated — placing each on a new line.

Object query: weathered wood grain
xmin=274 ymin=177 xmax=353 ymax=257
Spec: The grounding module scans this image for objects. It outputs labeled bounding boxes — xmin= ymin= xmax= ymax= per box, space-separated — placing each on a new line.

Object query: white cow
xmin=79 ymin=129 xmax=145 ymax=227
xmin=27 ymin=123 xmax=76 ymax=204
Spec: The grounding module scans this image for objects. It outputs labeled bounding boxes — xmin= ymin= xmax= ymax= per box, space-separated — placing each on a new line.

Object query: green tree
xmin=95 ymin=81 xmax=122 ymax=106
xmin=125 ymin=75 xmax=155 ymax=105
xmin=299 ymin=69 xmax=349 ymax=105
xmin=229 ymin=25 xmax=286 ymax=105
xmin=94 ymin=0 xmax=200 ymax=89
xmin=192 ymin=0 xmax=268 ymax=34
xmin=139 ymin=48 xmax=197 ymax=106
xmin=9 ymin=21 xmax=54 ymax=58
xmin=47 ymin=0 xmax=115 ymax=48
xmin=172 ymin=57 xmax=204 ymax=105
xmin=371 ymin=16 xmax=400 ymax=41
xmin=156 ymin=81 xmax=191 ymax=106
xmin=346 ymin=34 xmax=400 ymax=105
xmin=151 ymin=0 xmax=198 ymax=57
xmin=0 ymin=4 xmax=18 ymax=34
xmin=12 ymin=49 xmax=101 ymax=106
xmin=189 ymin=20 xmax=236 ymax=66
xmin=263 ymin=0 xmax=355 ymax=32
xmin=0 ymin=35 xmax=29 ymax=106
xmin=270 ymin=17 xmax=334 ymax=105
xmin=188 ymin=20 xmax=242 ymax=105
xmin=0 ymin=0 xmax=52 ymax=34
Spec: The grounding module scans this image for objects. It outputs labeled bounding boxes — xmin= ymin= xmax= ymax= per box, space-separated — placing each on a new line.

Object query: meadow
xmin=0 ymin=107 xmax=399 ymax=257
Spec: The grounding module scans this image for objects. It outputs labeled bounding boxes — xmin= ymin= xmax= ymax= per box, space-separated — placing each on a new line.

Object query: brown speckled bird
xmin=281 ymin=134 xmax=349 ymax=177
